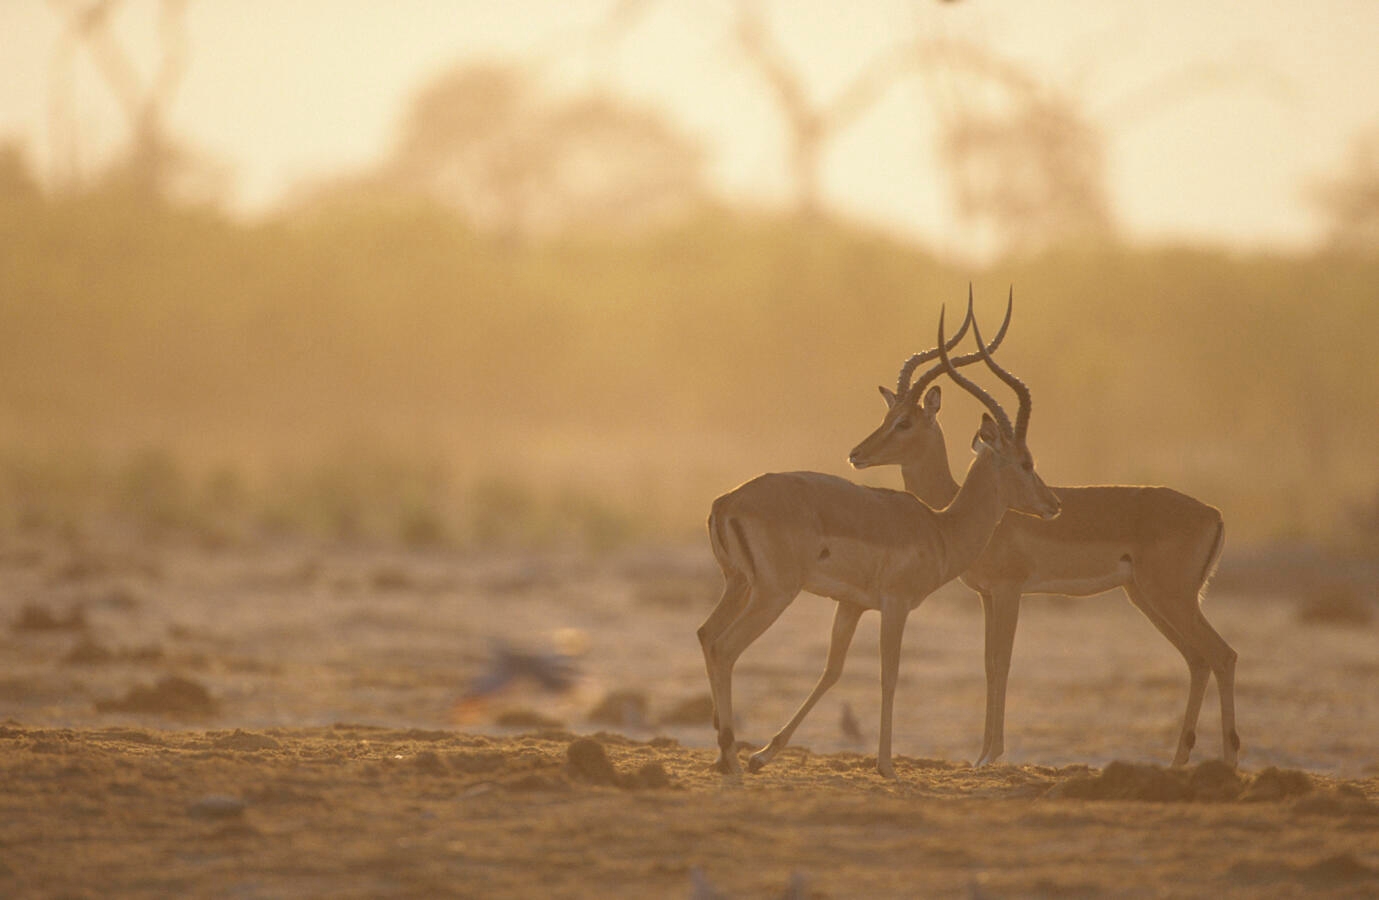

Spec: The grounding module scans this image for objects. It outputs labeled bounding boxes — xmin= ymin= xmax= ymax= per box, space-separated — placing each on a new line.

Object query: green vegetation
xmin=1 ymin=153 xmax=1376 ymax=549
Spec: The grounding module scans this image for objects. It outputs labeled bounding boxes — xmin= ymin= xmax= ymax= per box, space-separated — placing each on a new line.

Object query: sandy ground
xmin=1 ymin=532 xmax=1377 ymax=898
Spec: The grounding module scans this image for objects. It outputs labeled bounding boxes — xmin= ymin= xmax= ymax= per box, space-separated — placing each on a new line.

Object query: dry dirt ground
xmin=1 ymin=533 xmax=1377 ymax=898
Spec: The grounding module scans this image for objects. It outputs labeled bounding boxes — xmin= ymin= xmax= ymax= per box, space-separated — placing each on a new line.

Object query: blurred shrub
xmin=1296 ymin=583 xmax=1375 ymax=627
xmin=2 ymin=150 xmax=1378 ymax=547
xmin=113 ymin=449 xmax=192 ymax=533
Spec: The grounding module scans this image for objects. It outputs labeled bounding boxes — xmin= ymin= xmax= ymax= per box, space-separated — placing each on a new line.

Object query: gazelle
xmin=762 ymin=287 xmax=1238 ymax=770
xmin=699 ymin=303 xmax=1060 ymax=778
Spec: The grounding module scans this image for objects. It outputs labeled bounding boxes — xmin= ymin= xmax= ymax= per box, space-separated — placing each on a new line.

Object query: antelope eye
xmin=1022 ymin=460 xmax=1034 ymax=472
xmin=894 ymin=417 xmax=912 ymax=430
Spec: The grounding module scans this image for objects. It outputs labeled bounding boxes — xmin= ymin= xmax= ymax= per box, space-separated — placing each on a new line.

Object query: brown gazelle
xmin=699 ymin=302 xmax=1059 ymax=778
xmin=764 ymin=287 xmax=1238 ymax=770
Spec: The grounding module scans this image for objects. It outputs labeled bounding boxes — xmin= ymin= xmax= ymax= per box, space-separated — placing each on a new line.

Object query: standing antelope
xmin=699 ymin=302 xmax=1060 ymax=778
xmin=756 ymin=287 xmax=1239 ymax=771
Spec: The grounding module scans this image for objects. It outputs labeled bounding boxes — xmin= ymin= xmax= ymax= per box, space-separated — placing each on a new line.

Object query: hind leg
xmin=749 ymin=600 xmax=864 ymax=772
xmin=1181 ymin=609 xmax=1238 ymax=767
xmin=1127 ymin=576 xmax=1240 ymax=767
xmin=705 ymin=587 xmax=796 ymax=774
xmin=698 ymin=572 xmax=749 ymax=731
xmin=1124 ymin=582 xmax=1211 ymax=766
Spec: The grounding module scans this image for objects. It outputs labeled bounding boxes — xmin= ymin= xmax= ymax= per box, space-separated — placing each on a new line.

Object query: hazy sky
xmin=2 ymin=0 xmax=1376 ymax=254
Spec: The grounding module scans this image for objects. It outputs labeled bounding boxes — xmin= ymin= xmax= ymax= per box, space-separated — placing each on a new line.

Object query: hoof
xmin=876 ymin=764 xmax=896 ymax=780
xmin=747 ymin=755 xmax=766 ymax=774
xmin=712 ymin=755 xmax=740 ymax=776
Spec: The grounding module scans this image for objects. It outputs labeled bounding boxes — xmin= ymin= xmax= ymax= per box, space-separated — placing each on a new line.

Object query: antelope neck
xmin=900 ymin=442 xmax=959 ymax=509
xmin=932 ymin=452 xmax=1006 ymax=585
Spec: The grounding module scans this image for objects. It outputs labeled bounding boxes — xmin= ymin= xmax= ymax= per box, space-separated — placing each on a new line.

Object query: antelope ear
xmin=878 ymin=385 xmax=899 ymax=409
xmin=922 ymin=385 xmax=941 ymax=415
xmin=972 ymin=413 xmax=1001 ymax=452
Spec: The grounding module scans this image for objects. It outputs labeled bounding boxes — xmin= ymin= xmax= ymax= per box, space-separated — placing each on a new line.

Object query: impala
xmin=699 ymin=302 xmax=1060 ymax=777
xmin=758 ymin=288 xmax=1238 ymax=770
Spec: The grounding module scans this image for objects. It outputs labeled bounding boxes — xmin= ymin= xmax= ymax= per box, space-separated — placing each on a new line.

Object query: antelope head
xmin=848 ymin=290 xmax=1011 ymax=470
xmin=937 ymin=293 xmax=1060 ymax=521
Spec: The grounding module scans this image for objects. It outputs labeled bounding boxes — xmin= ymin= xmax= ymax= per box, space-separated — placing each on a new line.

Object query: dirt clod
xmin=566 ymin=738 xmax=621 ymax=785
xmin=1241 ymin=767 xmax=1313 ymax=802
xmin=1187 ymin=759 xmax=1245 ymax=801
xmin=95 ymin=676 xmax=219 ymax=717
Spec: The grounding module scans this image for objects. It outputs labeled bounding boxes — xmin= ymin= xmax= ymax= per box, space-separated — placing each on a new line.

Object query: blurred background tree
xmin=1 ymin=0 xmax=1375 ymax=551
xmin=1311 ymin=124 xmax=1379 ymax=255
xmin=925 ymin=40 xmax=1115 ymax=256
xmin=45 ymin=0 xmax=226 ymax=204
xmin=300 ymin=63 xmax=706 ymax=241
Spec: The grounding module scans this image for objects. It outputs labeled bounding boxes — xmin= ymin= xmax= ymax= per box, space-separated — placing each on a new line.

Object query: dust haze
xmin=1 ymin=2 xmax=1378 ymax=897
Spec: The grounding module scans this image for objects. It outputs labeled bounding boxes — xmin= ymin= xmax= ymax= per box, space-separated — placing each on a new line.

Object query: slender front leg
xmin=749 ymin=601 xmax=864 ymax=772
xmin=976 ymin=586 xmax=1021 ymax=766
xmin=976 ymin=590 xmax=996 ymax=764
xmin=876 ymin=596 xmax=908 ymax=779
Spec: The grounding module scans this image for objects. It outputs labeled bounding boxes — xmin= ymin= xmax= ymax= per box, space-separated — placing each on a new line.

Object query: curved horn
xmin=895 ymin=310 xmax=969 ymax=396
xmin=970 ymin=285 xmax=1032 ymax=443
xmin=897 ymin=285 xmax=1014 ymax=404
xmin=937 ymin=302 xmax=1014 ymax=439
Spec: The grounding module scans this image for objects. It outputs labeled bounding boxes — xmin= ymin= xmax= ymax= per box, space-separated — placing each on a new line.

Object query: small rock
xmin=566 ymin=738 xmax=620 ymax=786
